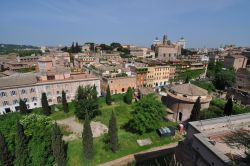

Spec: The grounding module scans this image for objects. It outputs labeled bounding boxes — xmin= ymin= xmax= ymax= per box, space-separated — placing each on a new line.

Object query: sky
xmin=0 ymin=0 xmax=250 ymax=48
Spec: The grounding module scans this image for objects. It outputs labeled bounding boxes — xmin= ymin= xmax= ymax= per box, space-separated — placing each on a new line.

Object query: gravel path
xmin=57 ymin=116 xmax=108 ymax=141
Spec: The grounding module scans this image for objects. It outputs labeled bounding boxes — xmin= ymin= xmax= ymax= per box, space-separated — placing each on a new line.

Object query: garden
xmin=0 ymin=93 xmax=181 ymax=166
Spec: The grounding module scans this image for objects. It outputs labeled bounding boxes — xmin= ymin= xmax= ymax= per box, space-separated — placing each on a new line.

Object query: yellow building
xmin=145 ymin=65 xmax=175 ymax=88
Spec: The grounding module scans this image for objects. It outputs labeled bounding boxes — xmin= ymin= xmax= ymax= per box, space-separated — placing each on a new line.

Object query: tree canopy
xmin=41 ymin=93 xmax=51 ymax=116
xmin=124 ymin=87 xmax=133 ymax=104
xmin=189 ymin=97 xmax=201 ymax=121
xmin=106 ymin=85 xmax=112 ymax=105
xmin=82 ymin=115 xmax=93 ymax=159
xmin=224 ymin=97 xmax=233 ymax=116
xmin=128 ymin=94 xmax=165 ymax=134
xmin=75 ymin=86 xmax=99 ymax=120
xmin=213 ymin=70 xmax=235 ymax=90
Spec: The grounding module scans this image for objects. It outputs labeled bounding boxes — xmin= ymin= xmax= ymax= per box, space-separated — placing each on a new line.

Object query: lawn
xmin=66 ymin=94 xmax=180 ymax=166
xmin=175 ymin=69 xmax=205 ymax=81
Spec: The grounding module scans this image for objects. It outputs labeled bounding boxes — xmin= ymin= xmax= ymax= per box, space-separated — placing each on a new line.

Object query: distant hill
xmin=0 ymin=44 xmax=41 ymax=56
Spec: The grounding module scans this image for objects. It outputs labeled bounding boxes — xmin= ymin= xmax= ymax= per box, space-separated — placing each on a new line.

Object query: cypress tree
xmin=51 ymin=123 xmax=67 ymax=166
xmin=41 ymin=93 xmax=51 ymax=116
xmin=108 ymin=111 xmax=119 ymax=152
xmin=62 ymin=91 xmax=69 ymax=113
xmin=0 ymin=133 xmax=12 ymax=166
xmin=185 ymin=76 xmax=190 ymax=83
xmin=106 ymin=85 xmax=112 ymax=105
xmin=19 ymin=99 xmax=29 ymax=115
xmin=82 ymin=114 xmax=93 ymax=160
xmin=15 ymin=121 xmax=30 ymax=166
xmin=224 ymin=97 xmax=233 ymax=116
xmin=189 ymin=97 xmax=201 ymax=121
xmin=124 ymin=87 xmax=133 ymax=104
xmin=71 ymin=42 xmax=75 ymax=53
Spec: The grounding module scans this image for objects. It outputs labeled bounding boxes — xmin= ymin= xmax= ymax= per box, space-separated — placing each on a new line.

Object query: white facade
xmin=0 ymin=78 xmax=100 ymax=114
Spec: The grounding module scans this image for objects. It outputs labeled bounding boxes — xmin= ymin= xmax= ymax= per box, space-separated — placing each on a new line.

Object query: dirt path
xmin=98 ymin=142 xmax=178 ymax=166
xmin=56 ymin=116 xmax=108 ymax=141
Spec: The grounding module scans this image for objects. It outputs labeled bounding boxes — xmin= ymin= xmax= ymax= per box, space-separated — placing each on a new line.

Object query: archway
xmin=57 ymin=96 xmax=62 ymax=103
xmin=178 ymin=112 xmax=183 ymax=121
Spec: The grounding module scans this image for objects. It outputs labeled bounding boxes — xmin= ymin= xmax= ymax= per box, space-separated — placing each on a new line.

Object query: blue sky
xmin=0 ymin=0 xmax=250 ymax=48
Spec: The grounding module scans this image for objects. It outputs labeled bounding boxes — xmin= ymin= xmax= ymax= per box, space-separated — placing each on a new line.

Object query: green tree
xmin=213 ymin=70 xmax=235 ymax=90
xmin=75 ymin=86 xmax=99 ymax=120
xmin=41 ymin=93 xmax=51 ymax=116
xmin=108 ymin=111 xmax=119 ymax=152
xmin=62 ymin=91 xmax=69 ymax=113
xmin=15 ymin=121 xmax=30 ymax=166
xmin=128 ymin=94 xmax=165 ymax=134
xmin=21 ymin=114 xmax=54 ymax=165
xmin=190 ymin=97 xmax=201 ymax=121
xmin=82 ymin=115 xmax=93 ymax=160
xmin=106 ymin=85 xmax=112 ymax=105
xmin=224 ymin=97 xmax=233 ymax=116
xmin=0 ymin=133 xmax=12 ymax=166
xmin=124 ymin=87 xmax=133 ymax=104
xmin=70 ymin=42 xmax=75 ymax=53
xmin=51 ymin=123 xmax=67 ymax=166
xmin=184 ymin=75 xmax=190 ymax=83
xmin=19 ymin=99 xmax=29 ymax=115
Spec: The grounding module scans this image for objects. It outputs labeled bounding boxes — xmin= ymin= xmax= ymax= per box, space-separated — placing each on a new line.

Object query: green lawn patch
xmin=67 ymin=95 xmax=180 ymax=166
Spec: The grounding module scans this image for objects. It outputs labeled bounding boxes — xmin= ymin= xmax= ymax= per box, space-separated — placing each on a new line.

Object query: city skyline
xmin=1 ymin=0 xmax=250 ymax=48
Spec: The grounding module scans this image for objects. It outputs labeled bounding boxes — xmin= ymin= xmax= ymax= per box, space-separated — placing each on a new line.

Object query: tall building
xmin=153 ymin=34 xmax=182 ymax=62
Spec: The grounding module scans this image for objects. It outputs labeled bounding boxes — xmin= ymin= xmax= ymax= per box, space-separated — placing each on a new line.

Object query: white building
xmin=0 ymin=73 xmax=100 ymax=114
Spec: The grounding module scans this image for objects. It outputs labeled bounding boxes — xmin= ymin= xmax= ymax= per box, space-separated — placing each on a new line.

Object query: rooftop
xmin=190 ymin=113 xmax=250 ymax=164
xmin=170 ymin=83 xmax=208 ymax=96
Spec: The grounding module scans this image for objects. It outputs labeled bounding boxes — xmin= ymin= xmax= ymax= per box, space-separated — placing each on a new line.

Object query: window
xmin=3 ymin=101 xmax=9 ymax=106
xmin=21 ymin=89 xmax=26 ymax=94
xmin=46 ymin=85 xmax=50 ymax=90
xmin=32 ymin=97 xmax=37 ymax=102
xmin=11 ymin=90 xmax=17 ymax=96
xmin=30 ymin=88 xmax=35 ymax=93
xmin=13 ymin=100 xmax=18 ymax=104
xmin=57 ymin=91 xmax=60 ymax=95
xmin=0 ymin=92 xmax=7 ymax=97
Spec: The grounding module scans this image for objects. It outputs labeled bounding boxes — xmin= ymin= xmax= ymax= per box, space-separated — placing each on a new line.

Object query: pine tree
xmin=0 ymin=133 xmax=12 ymax=166
xmin=82 ymin=114 xmax=93 ymax=160
xmin=124 ymin=87 xmax=133 ymax=104
xmin=71 ymin=42 xmax=75 ymax=53
xmin=106 ymin=85 xmax=112 ymax=105
xmin=108 ymin=111 xmax=119 ymax=152
xmin=15 ymin=121 xmax=30 ymax=166
xmin=189 ymin=97 xmax=201 ymax=121
xmin=185 ymin=76 xmax=190 ymax=83
xmin=19 ymin=99 xmax=29 ymax=115
xmin=224 ymin=97 xmax=233 ymax=116
xmin=41 ymin=93 xmax=51 ymax=116
xmin=75 ymin=86 xmax=99 ymax=120
xmin=51 ymin=123 xmax=67 ymax=166
xmin=62 ymin=91 xmax=69 ymax=113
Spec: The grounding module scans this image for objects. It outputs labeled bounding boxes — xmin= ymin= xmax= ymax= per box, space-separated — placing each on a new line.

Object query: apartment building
xmin=145 ymin=65 xmax=175 ymax=88
xmin=101 ymin=76 xmax=136 ymax=95
xmin=224 ymin=54 xmax=247 ymax=70
xmin=0 ymin=72 xmax=100 ymax=114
